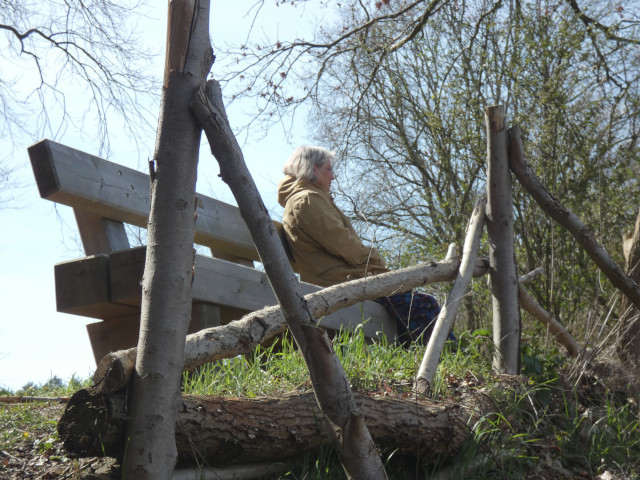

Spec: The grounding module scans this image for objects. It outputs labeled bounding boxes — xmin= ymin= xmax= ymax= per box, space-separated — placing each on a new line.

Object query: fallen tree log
xmin=58 ymin=388 xmax=490 ymax=467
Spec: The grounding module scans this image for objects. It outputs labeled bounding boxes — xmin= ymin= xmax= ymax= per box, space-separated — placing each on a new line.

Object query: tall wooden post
xmin=122 ymin=1 xmax=214 ymax=478
xmin=485 ymin=105 xmax=521 ymax=374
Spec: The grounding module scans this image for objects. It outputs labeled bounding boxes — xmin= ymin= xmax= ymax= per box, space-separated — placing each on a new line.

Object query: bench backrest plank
xmin=29 ymin=139 xmax=261 ymax=261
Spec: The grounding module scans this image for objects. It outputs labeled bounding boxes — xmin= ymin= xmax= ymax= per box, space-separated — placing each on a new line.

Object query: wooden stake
xmin=415 ymin=194 xmax=486 ymax=394
xmin=486 ymin=105 xmax=521 ymax=374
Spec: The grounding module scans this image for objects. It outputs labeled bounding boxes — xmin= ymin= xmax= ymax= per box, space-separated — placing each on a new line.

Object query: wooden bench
xmin=28 ymin=139 xmax=396 ymax=364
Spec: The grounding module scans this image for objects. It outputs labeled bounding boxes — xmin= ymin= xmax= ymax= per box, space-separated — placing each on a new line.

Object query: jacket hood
xmin=277 ymin=175 xmax=388 ymax=286
xmin=277 ymin=176 xmax=327 ymax=207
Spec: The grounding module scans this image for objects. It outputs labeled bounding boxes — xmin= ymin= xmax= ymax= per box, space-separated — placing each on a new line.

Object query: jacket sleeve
xmin=292 ymin=191 xmax=386 ymax=267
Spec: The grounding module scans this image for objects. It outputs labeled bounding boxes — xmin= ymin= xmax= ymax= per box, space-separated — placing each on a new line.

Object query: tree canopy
xmin=0 ymin=0 xmax=157 ymax=153
xmin=219 ymin=0 xmax=640 ymax=331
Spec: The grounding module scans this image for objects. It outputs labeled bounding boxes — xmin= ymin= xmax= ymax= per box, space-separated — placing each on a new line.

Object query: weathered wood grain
xmin=28 ymin=139 xmax=260 ymax=261
xmin=59 ymin=389 xmax=483 ymax=466
xmin=54 ymin=255 xmax=138 ymax=319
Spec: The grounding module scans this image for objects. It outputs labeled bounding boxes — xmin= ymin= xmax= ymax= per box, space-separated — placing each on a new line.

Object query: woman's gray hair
xmin=283 ymin=145 xmax=335 ymax=182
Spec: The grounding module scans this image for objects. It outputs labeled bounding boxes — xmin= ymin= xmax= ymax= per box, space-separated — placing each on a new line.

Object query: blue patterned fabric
xmin=374 ymin=291 xmax=442 ymax=347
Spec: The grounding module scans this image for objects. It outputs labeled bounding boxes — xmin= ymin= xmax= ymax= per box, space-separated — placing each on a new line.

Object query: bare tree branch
xmin=0 ymin=1 xmax=158 ymax=153
xmin=564 ymin=0 xmax=640 ymax=45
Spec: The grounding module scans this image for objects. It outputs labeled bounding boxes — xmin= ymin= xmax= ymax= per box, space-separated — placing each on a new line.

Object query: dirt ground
xmin=0 ymin=401 xmax=120 ymax=480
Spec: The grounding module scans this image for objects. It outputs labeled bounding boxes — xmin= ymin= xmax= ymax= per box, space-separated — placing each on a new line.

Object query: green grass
xmin=181 ymin=326 xmax=640 ymax=479
xmin=2 ymin=327 xmax=640 ymax=479
xmin=3 ymin=374 xmax=91 ymax=398
xmin=1 ymin=375 xmax=91 ymax=456
xmin=0 ymin=401 xmax=59 ymax=453
xmin=181 ymin=325 xmax=432 ymax=398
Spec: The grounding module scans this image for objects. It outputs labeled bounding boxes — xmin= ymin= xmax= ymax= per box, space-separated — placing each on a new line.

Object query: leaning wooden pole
xmin=191 ymin=80 xmax=387 ymax=479
xmin=619 ymin=208 xmax=640 ymax=367
xmin=485 ymin=105 xmax=521 ymax=374
xmin=508 ymin=126 xmax=640 ymax=312
xmin=415 ymin=194 xmax=486 ymax=395
xmin=92 ymin=257 xmax=491 ymax=394
xmin=518 ymin=284 xmax=580 ymax=356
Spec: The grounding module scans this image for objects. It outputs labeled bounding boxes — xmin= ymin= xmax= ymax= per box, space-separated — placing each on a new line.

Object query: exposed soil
xmin=0 ymin=401 xmax=120 ymax=479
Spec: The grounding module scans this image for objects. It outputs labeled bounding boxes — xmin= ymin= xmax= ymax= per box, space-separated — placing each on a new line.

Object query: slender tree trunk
xmin=415 ymin=194 xmax=486 ymax=394
xmin=508 ymin=126 xmax=640 ymax=311
xmin=485 ymin=105 xmax=521 ymax=374
xmin=59 ymin=389 xmax=484 ymax=466
xmin=191 ymin=80 xmax=386 ymax=479
xmin=463 ymin=293 xmax=479 ymax=332
xmin=619 ymin=208 xmax=640 ymax=368
xmin=122 ymin=2 xmax=213 ymax=478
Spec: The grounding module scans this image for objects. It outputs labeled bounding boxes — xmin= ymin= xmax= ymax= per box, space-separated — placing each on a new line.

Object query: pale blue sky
xmin=0 ymin=1 xmax=328 ymax=391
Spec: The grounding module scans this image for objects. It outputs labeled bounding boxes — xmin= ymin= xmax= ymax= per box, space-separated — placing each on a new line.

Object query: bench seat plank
xmin=56 ymin=248 xmax=396 ymax=342
xmin=55 ymin=255 xmax=140 ymax=319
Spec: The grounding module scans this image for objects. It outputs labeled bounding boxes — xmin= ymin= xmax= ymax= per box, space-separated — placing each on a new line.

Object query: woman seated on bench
xmin=277 ymin=145 xmax=442 ymax=347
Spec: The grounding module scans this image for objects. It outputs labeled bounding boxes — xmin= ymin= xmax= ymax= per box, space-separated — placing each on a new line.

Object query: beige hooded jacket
xmin=277 ymin=175 xmax=388 ymax=287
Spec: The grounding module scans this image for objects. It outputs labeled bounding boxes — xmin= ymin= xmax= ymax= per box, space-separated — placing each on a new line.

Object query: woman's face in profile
xmin=314 ymin=161 xmax=335 ymax=192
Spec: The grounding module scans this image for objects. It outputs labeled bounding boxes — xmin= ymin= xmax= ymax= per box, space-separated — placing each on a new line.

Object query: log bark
xmin=486 ymin=106 xmax=521 ymax=374
xmin=58 ymin=388 xmax=486 ymax=467
xmin=122 ymin=1 xmax=214 ymax=478
xmin=415 ymin=195 xmax=486 ymax=394
xmin=93 ymin=257 xmax=491 ymax=394
xmin=508 ymin=125 xmax=640 ymax=311
xmin=619 ymin=208 xmax=640 ymax=368
xmin=192 ymin=80 xmax=386 ymax=478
